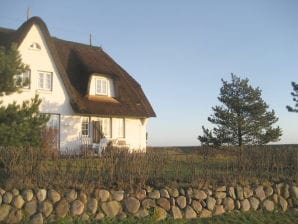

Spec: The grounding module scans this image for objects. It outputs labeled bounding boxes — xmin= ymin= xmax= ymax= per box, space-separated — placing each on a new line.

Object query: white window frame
xmin=81 ymin=117 xmax=89 ymax=137
xmin=15 ymin=70 xmax=30 ymax=89
xmin=37 ymin=71 xmax=52 ymax=91
xmin=115 ymin=118 xmax=125 ymax=138
xmin=95 ymin=78 xmax=108 ymax=95
xmin=94 ymin=117 xmax=111 ymax=138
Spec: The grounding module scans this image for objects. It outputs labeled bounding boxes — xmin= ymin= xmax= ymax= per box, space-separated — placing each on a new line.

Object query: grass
xmin=47 ymin=211 xmax=298 ymax=224
xmin=0 ymin=145 xmax=297 ymax=190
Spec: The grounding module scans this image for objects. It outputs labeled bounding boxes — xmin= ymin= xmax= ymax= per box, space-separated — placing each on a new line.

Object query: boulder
xmin=101 ymin=201 xmax=121 ymax=217
xmin=12 ymin=189 xmax=19 ymax=196
xmin=30 ymin=213 xmax=43 ymax=224
xmin=279 ymin=196 xmax=288 ymax=212
xmin=87 ymin=198 xmax=98 ymax=214
xmin=3 ymin=192 xmax=13 ymax=204
xmin=157 ymin=198 xmax=170 ymax=211
xmin=192 ymin=200 xmax=202 ymax=213
xmin=223 ymin=197 xmax=235 ymax=211
xmin=36 ymin=189 xmax=47 ymax=202
xmin=22 ymin=189 xmax=34 ymax=202
xmin=215 ymin=191 xmax=226 ymax=199
xmin=176 ymin=196 xmax=187 ymax=209
xmin=249 ymin=197 xmax=259 ymax=211
xmin=241 ymin=199 xmax=250 ymax=212
xmin=282 ymin=184 xmax=290 ymax=199
xmin=160 ymin=189 xmax=170 ymax=198
xmin=71 ymin=200 xmax=84 ymax=216
xmin=12 ymin=195 xmax=25 ymax=209
xmin=78 ymin=191 xmax=88 ymax=204
xmin=135 ymin=189 xmax=146 ymax=201
xmin=255 ymin=186 xmax=266 ymax=201
xmin=243 ymin=187 xmax=253 ymax=198
xmin=40 ymin=201 xmax=53 ymax=217
xmin=65 ymin=189 xmax=77 ymax=202
xmin=206 ymin=197 xmax=216 ymax=211
xmin=154 ymin=206 xmax=167 ymax=221
xmin=263 ymin=199 xmax=275 ymax=211
xmin=135 ymin=208 xmax=149 ymax=218
xmin=185 ymin=205 xmax=197 ymax=219
xmin=200 ymin=209 xmax=212 ymax=218
xmin=95 ymin=212 xmax=105 ymax=220
xmin=6 ymin=209 xmax=23 ymax=224
xmin=0 ymin=204 xmax=11 ymax=221
xmin=236 ymin=186 xmax=244 ymax=200
xmin=214 ymin=205 xmax=225 ymax=216
xmin=290 ymin=185 xmax=298 ymax=199
xmin=81 ymin=213 xmax=89 ymax=221
xmin=193 ymin=190 xmax=207 ymax=201
xmin=94 ymin=189 xmax=110 ymax=202
xmin=167 ymin=188 xmax=179 ymax=198
xmin=55 ymin=199 xmax=69 ymax=218
xmin=215 ymin=186 xmax=226 ymax=192
xmin=25 ymin=200 xmax=38 ymax=216
xmin=228 ymin=187 xmax=236 ymax=199
xmin=264 ymin=186 xmax=274 ymax=197
xmin=47 ymin=190 xmax=61 ymax=204
xmin=142 ymin=198 xmax=156 ymax=208
xmin=171 ymin=206 xmax=182 ymax=219
xmin=124 ymin=197 xmax=140 ymax=214
xmin=148 ymin=190 xmax=160 ymax=199
xmin=112 ymin=191 xmax=124 ymax=201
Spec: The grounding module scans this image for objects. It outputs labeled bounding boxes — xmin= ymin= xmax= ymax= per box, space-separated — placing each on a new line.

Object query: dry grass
xmin=0 ymin=145 xmax=297 ymax=191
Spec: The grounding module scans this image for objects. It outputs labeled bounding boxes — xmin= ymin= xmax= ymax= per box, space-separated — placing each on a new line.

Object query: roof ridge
xmin=53 ymin=37 xmax=102 ymax=51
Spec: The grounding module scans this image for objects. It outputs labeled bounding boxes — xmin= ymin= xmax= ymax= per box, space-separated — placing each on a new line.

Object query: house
xmin=0 ymin=17 xmax=156 ymax=153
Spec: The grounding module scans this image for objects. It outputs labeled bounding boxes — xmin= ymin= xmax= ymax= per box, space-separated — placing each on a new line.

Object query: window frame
xmin=15 ymin=70 xmax=31 ymax=89
xmin=81 ymin=117 xmax=90 ymax=137
xmin=37 ymin=71 xmax=52 ymax=91
xmin=115 ymin=118 xmax=125 ymax=138
xmin=95 ymin=77 xmax=108 ymax=95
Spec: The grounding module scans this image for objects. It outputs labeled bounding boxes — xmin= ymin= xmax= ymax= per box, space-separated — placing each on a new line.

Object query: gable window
xmin=37 ymin=71 xmax=52 ymax=91
xmin=115 ymin=118 xmax=125 ymax=138
xmin=81 ymin=117 xmax=89 ymax=136
xmin=15 ymin=70 xmax=30 ymax=89
xmin=29 ymin=42 xmax=41 ymax=50
xmin=95 ymin=78 xmax=108 ymax=95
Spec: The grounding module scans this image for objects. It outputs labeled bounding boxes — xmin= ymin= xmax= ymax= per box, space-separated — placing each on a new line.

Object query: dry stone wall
xmin=0 ymin=182 xmax=297 ymax=223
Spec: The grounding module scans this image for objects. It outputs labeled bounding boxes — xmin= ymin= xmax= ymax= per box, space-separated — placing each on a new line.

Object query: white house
xmin=0 ymin=17 xmax=156 ymax=153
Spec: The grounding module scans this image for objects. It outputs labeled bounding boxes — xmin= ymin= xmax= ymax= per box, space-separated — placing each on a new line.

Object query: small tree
xmin=198 ymin=74 xmax=282 ymax=146
xmin=286 ymin=82 xmax=298 ymax=113
xmin=0 ymin=44 xmax=49 ymax=147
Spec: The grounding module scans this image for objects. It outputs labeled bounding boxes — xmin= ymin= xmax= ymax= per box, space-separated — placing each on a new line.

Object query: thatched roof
xmin=0 ymin=17 xmax=156 ymax=118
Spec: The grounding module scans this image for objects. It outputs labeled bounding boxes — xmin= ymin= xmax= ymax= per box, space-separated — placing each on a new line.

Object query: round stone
xmin=176 ymin=196 xmax=187 ymax=209
xmin=87 ymin=198 xmax=98 ymax=214
xmin=3 ymin=192 xmax=13 ymax=204
xmin=71 ymin=200 xmax=84 ymax=216
xmin=22 ymin=189 xmax=34 ymax=202
xmin=30 ymin=213 xmax=43 ymax=224
xmin=112 ymin=191 xmax=124 ymax=201
xmin=55 ymin=199 xmax=69 ymax=218
xmin=206 ymin=197 xmax=216 ymax=211
xmin=124 ymin=197 xmax=140 ymax=214
xmin=101 ymin=201 xmax=121 ymax=217
xmin=65 ymin=189 xmax=77 ymax=202
xmin=157 ymin=198 xmax=170 ymax=211
xmin=263 ymin=199 xmax=275 ymax=212
xmin=24 ymin=200 xmax=38 ymax=216
xmin=12 ymin=195 xmax=25 ymax=209
xmin=36 ymin=189 xmax=47 ymax=202
xmin=40 ymin=200 xmax=53 ymax=217
xmin=185 ymin=205 xmax=197 ymax=219
xmin=48 ymin=190 xmax=61 ymax=203
xmin=171 ymin=206 xmax=182 ymax=219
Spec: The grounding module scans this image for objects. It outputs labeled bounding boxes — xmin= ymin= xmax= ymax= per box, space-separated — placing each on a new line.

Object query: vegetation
xmin=0 ymin=145 xmax=297 ymax=190
xmin=0 ymin=44 xmax=49 ymax=147
xmin=287 ymin=81 xmax=298 ymax=113
xmin=198 ymin=74 xmax=282 ymax=146
xmin=46 ymin=211 xmax=298 ymax=224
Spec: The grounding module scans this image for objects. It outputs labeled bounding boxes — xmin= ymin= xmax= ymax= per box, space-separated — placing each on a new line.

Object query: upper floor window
xmin=37 ymin=71 xmax=52 ymax=91
xmin=15 ymin=70 xmax=30 ymax=89
xmin=29 ymin=42 xmax=41 ymax=50
xmin=95 ymin=78 xmax=108 ymax=95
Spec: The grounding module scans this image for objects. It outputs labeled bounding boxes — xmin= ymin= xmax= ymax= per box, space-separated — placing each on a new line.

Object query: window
xmin=37 ymin=71 xmax=52 ymax=91
xmin=81 ymin=117 xmax=89 ymax=136
xmin=92 ymin=118 xmax=111 ymax=143
xmin=96 ymin=78 xmax=108 ymax=95
xmin=15 ymin=70 xmax=30 ymax=88
xmin=115 ymin=118 xmax=125 ymax=138
xmin=29 ymin=42 xmax=41 ymax=50
xmin=45 ymin=113 xmax=60 ymax=150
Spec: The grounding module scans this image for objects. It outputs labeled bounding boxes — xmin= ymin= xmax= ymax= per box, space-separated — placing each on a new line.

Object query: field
xmin=0 ymin=145 xmax=297 ymax=190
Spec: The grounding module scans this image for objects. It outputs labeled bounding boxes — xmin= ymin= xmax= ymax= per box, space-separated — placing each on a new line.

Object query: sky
xmin=0 ymin=0 xmax=297 ymax=146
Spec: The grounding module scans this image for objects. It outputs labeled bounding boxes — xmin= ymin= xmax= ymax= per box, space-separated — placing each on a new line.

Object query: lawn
xmin=49 ymin=211 xmax=298 ymax=224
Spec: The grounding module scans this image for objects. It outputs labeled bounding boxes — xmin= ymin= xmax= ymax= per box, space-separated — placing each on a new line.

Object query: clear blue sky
xmin=1 ymin=0 xmax=297 ymax=146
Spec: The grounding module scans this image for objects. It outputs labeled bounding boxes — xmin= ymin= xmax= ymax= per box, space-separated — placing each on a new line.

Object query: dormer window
xmin=29 ymin=42 xmax=41 ymax=50
xmin=96 ymin=78 xmax=108 ymax=95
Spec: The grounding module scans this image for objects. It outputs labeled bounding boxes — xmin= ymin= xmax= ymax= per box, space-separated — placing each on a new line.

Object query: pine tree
xmin=198 ymin=74 xmax=282 ymax=146
xmin=0 ymin=44 xmax=49 ymax=147
xmin=286 ymin=82 xmax=298 ymax=113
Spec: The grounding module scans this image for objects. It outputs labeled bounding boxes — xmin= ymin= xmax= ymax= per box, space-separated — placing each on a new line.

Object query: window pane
xmin=38 ymin=73 xmax=44 ymax=89
xmin=37 ymin=72 xmax=52 ymax=90
xmin=81 ymin=117 xmax=89 ymax=136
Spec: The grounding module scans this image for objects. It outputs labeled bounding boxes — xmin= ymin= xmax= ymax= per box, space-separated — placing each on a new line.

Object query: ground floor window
xmin=92 ymin=118 xmax=111 ymax=143
xmin=44 ymin=113 xmax=60 ymax=150
xmin=81 ymin=117 xmax=89 ymax=136
xmin=115 ymin=118 xmax=125 ymax=138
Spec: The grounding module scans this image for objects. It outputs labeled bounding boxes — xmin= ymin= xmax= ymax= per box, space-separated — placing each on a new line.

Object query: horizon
xmin=1 ymin=0 xmax=297 ymax=146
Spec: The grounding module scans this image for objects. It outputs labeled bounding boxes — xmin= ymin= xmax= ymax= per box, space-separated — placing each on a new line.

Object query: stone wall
xmin=0 ymin=182 xmax=297 ymax=223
